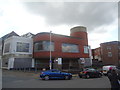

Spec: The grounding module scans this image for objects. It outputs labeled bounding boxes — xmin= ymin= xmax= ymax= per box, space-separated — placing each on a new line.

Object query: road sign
xmin=50 ymin=60 xmax=52 ymax=63
xmin=80 ymin=58 xmax=85 ymax=64
xmin=58 ymin=58 xmax=62 ymax=65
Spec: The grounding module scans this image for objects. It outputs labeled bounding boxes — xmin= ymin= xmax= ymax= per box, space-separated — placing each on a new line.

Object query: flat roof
xmin=35 ymin=32 xmax=83 ymax=40
xmin=101 ymin=41 xmax=120 ymax=45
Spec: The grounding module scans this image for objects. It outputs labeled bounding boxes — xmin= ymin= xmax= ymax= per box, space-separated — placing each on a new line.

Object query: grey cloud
xmin=0 ymin=9 xmax=3 ymax=16
xmin=23 ymin=2 xmax=117 ymax=32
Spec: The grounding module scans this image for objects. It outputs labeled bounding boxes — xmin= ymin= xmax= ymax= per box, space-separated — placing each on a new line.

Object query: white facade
xmin=3 ymin=36 xmax=33 ymax=69
xmin=3 ymin=36 xmax=33 ymax=55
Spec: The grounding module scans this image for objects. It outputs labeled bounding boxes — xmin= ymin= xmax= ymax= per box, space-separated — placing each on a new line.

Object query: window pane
xmin=43 ymin=41 xmax=54 ymax=51
xmin=108 ymin=52 xmax=112 ymax=57
xmin=16 ymin=42 xmax=29 ymax=52
xmin=84 ymin=46 xmax=89 ymax=53
xmin=62 ymin=43 xmax=79 ymax=53
xmin=4 ymin=43 xmax=10 ymax=53
xmin=34 ymin=41 xmax=54 ymax=51
xmin=34 ymin=42 xmax=43 ymax=51
xmin=107 ymin=46 xmax=111 ymax=50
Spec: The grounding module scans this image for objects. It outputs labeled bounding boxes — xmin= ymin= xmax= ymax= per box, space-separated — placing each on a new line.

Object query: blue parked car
xmin=40 ymin=69 xmax=72 ymax=80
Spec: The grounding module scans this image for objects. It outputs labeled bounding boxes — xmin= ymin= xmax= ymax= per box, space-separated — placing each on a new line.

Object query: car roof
xmin=103 ymin=65 xmax=116 ymax=67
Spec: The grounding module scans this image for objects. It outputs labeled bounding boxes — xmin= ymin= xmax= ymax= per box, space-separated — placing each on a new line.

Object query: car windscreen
xmin=50 ymin=70 xmax=60 ymax=72
xmin=84 ymin=68 xmax=96 ymax=71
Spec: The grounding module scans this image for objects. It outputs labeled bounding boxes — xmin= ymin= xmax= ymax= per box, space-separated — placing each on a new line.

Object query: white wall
xmin=8 ymin=57 xmax=14 ymax=69
xmin=3 ymin=36 xmax=33 ymax=69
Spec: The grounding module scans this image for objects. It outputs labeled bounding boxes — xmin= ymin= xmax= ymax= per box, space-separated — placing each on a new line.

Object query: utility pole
xmin=49 ymin=31 xmax=52 ymax=70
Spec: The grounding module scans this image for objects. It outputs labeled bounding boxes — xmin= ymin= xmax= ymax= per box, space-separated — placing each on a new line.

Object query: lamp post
xmin=49 ymin=31 xmax=52 ymax=70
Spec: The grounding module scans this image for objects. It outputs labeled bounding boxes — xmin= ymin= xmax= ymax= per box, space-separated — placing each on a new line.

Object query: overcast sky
xmin=0 ymin=0 xmax=119 ymax=49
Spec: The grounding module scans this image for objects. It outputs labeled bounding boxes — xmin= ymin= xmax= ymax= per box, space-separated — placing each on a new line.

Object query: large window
xmin=107 ymin=46 xmax=111 ymax=50
xmin=34 ymin=41 xmax=54 ymax=51
xmin=84 ymin=46 xmax=89 ymax=54
xmin=108 ymin=52 xmax=112 ymax=57
xmin=62 ymin=43 xmax=79 ymax=53
xmin=118 ymin=46 xmax=120 ymax=50
xmin=4 ymin=43 xmax=10 ymax=53
xmin=16 ymin=42 xmax=29 ymax=52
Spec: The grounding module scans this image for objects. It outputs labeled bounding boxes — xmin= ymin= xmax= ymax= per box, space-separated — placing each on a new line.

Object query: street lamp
xmin=49 ymin=31 xmax=52 ymax=70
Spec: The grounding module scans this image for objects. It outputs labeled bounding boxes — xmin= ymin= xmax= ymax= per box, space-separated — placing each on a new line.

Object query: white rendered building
xmin=2 ymin=36 xmax=33 ymax=69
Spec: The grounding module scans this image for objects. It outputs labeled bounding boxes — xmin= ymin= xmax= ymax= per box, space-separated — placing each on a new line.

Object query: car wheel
xmin=44 ymin=75 xmax=49 ymax=80
xmin=65 ymin=75 xmax=69 ymax=80
xmin=85 ymin=74 xmax=90 ymax=79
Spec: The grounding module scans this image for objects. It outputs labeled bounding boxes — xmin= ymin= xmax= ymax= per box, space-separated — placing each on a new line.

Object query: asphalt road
xmin=2 ymin=70 xmax=111 ymax=88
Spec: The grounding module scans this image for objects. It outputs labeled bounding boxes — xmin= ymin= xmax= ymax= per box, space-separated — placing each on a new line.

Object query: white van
xmin=102 ymin=65 xmax=116 ymax=75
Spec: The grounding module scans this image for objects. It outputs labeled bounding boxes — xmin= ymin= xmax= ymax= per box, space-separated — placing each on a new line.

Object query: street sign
xmin=50 ymin=60 xmax=52 ymax=63
xmin=58 ymin=58 xmax=62 ymax=65
xmin=80 ymin=58 xmax=85 ymax=64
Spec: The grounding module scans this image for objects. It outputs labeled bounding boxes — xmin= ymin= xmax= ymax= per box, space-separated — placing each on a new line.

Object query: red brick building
xmin=33 ymin=26 xmax=91 ymax=70
xmin=92 ymin=41 xmax=120 ymax=67
xmin=100 ymin=41 xmax=120 ymax=66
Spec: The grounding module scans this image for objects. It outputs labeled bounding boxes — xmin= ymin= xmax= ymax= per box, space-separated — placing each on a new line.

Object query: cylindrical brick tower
xmin=70 ymin=26 xmax=88 ymax=45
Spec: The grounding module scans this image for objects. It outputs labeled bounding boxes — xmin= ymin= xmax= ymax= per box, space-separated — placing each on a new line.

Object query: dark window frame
xmin=4 ymin=43 xmax=10 ymax=53
xmin=16 ymin=42 xmax=29 ymax=52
